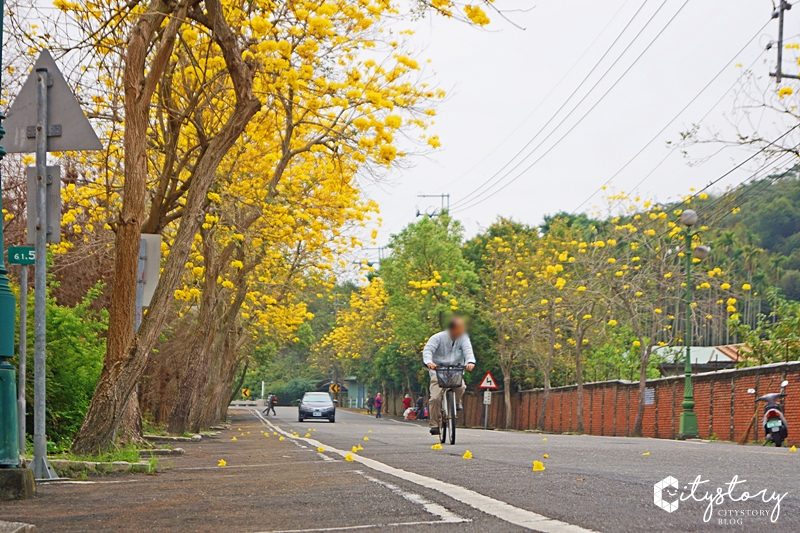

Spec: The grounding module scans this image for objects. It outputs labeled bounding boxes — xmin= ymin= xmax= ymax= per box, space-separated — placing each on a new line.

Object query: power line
xmin=451 ymin=0 xmax=691 ymax=214
xmin=435 ymin=0 xmax=636 ymax=193
xmin=572 ymin=23 xmax=771 ymax=214
xmin=448 ymin=0 xmax=663 ymax=209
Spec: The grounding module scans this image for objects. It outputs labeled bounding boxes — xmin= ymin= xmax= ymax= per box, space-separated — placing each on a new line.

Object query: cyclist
xmin=422 ymin=316 xmax=475 ymax=435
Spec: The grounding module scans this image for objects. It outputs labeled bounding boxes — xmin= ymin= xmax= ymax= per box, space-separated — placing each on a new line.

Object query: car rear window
xmin=304 ymin=393 xmax=331 ymax=402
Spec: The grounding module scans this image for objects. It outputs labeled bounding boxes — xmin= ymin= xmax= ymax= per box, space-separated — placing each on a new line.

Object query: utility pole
xmin=770 ymin=2 xmax=799 ymax=83
xmin=416 ymin=193 xmax=450 ymax=217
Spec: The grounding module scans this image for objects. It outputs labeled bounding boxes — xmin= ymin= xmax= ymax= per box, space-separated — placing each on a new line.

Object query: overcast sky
xmin=360 ymin=0 xmax=793 ymax=260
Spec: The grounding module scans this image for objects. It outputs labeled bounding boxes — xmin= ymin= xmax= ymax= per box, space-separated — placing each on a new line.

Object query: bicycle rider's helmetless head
xmin=447 ymin=315 xmax=466 ymax=339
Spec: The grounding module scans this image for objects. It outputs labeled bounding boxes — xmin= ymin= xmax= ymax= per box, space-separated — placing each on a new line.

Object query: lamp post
xmin=678 ymin=209 xmax=709 ymax=440
xmin=0 ymin=0 xmax=21 ymax=467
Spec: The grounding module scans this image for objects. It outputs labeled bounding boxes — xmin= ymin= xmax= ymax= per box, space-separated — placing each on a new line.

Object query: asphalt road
xmin=2 ymin=407 xmax=799 ymax=532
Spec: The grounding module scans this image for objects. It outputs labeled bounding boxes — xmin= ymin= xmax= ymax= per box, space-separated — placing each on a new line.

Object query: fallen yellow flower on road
xmin=431 ymin=443 xmax=442 ymax=450
xmin=462 ymin=450 xmax=473 ymax=460
xmin=305 ymin=433 xmax=311 ymax=438
xmin=218 ymin=459 xmax=227 ymax=467
xmin=792 ymin=446 xmax=797 ymax=452
xmin=231 ymin=437 xmax=237 ymax=441
xmin=279 ymin=436 xmax=285 ymax=441
xmin=247 ymin=432 xmax=250 ymax=434
xmin=273 ymin=432 xmax=278 ymax=436
xmin=363 ymin=437 xmax=369 ymax=441
xmin=317 ymin=447 xmax=325 ymax=453
xmin=543 ymin=454 xmax=548 ymax=459
xmin=264 ymin=434 xmax=269 ymax=438
xmin=237 ymin=428 xmax=241 ymax=431
xmin=345 ymin=454 xmax=354 ymax=462
xmin=312 ymin=429 xmax=317 ymax=432
xmin=642 ymin=452 xmax=650 ymax=456
xmin=368 ymin=430 xmax=372 ymax=433
xmin=357 ymin=444 xmax=363 ymax=451
xmin=533 ymin=460 xmax=546 ymax=471
xmin=351 ymin=446 xmax=359 ymax=453
xmin=240 ymin=433 xmax=244 ymax=436
xmin=542 ymin=438 xmax=547 ymax=441
xmin=308 ymin=428 xmax=312 ymax=432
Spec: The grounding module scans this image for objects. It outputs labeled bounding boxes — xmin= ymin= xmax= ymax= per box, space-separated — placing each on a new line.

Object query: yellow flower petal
xmin=533 ymin=460 xmax=546 ymax=471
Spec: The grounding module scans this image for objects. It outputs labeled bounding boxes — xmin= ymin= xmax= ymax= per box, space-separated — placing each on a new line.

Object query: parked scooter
xmin=747 ymin=380 xmax=789 ymax=447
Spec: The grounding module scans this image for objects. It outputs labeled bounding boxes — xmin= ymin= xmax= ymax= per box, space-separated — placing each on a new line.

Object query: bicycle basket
xmin=435 ymin=366 xmax=464 ymax=389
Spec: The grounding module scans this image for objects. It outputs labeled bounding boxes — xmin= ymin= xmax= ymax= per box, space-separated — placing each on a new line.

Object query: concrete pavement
xmin=1 ymin=406 xmax=798 ymax=532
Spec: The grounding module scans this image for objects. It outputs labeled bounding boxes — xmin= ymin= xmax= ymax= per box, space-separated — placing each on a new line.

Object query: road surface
xmin=2 ymin=407 xmax=798 ymax=532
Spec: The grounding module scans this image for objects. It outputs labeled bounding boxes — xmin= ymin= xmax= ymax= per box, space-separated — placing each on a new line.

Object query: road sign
xmin=26 ymin=165 xmax=61 ymax=244
xmin=4 ymin=50 xmax=102 ymax=153
xmin=140 ymin=234 xmax=162 ymax=307
xmin=483 ymin=390 xmax=492 ymax=405
xmin=8 ymin=246 xmax=35 ymax=265
xmin=242 ymin=388 xmax=251 ymax=398
xmin=478 ymin=371 xmax=499 ymax=390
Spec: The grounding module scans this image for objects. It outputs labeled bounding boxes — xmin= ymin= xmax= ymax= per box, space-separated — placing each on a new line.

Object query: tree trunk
xmin=71 ymin=0 xmax=260 ymax=452
xmin=117 ymin=390 xmax=146 ymax=446
xmin=229 ymin=361 xmax=249 ymax=404
xmin=71 ymin=0 xmax=186 ymax=455
xmin=538 ymin=371 xmax=551 ymax=430
xmin=503 ymin=371 xmax=513 ymax=429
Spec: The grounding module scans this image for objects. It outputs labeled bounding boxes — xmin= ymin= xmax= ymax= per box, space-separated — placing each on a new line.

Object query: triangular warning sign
xmin=4 ymin=50 xmax=101 ymax=153
xmin=479 ymin=371 xmax=498 ymax=389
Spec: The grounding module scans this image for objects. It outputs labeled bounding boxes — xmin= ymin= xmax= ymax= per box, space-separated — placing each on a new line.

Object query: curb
xmin=0 ymin=521 xmax=36 ymax=533
xmin=18 ymin=458 xmax=155 ymax=476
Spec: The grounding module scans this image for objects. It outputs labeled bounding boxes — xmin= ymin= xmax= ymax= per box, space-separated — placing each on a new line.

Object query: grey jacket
xmin=422 ymin=330 xmax=476 ymax=373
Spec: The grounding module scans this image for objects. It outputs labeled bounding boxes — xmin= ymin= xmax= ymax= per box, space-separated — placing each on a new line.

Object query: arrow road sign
xmin=478 ymin=371 xmax=499 ymax=390
xmin=4 ymin=50 xmax=102 ymax=153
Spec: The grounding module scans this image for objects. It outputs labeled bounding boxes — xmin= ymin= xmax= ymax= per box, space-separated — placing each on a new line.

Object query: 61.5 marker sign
xmin=8 ymin=246 xmax=35 ymax=265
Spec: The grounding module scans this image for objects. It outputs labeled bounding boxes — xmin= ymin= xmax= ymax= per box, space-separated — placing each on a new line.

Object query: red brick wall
xmin=460 ymin=362 xmax=800 ymax=442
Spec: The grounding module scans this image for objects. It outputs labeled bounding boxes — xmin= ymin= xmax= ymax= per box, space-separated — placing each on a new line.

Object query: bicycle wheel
xmin=447 ymin=389 xmax=456 ymax=445
xmin=439 ymin=393 xmax=447 ymax=444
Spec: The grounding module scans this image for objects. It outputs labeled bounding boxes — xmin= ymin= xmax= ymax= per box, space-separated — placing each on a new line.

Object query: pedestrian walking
xmin=264 ymin=392 xmax=277 ymax=416
xmin=374 ymin=393 xmax=383 ymax=419
xmin=415 ymin=394 xmax=425 ymax=419
xmin=366 ymin=394 xmax=374 ymax=415
xmin=402 ymin=394 xmax=412 ymax=411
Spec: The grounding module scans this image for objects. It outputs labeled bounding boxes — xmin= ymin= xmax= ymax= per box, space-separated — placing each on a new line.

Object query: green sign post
xmin=8 ymin=246 xmax=35 ymax=265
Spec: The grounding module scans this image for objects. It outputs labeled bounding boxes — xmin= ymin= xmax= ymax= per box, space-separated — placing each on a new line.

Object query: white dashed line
xmin=251 ymin=409 xmax=599 ymax=533
xmin=354 ymin=470 xmax=468 ymax=524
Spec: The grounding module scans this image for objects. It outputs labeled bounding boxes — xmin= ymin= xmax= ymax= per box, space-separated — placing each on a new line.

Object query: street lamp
xmin=0 ymin=0 xmax=21 ymax=467
xmin=677 ymin=209 xmax=709 ymax=439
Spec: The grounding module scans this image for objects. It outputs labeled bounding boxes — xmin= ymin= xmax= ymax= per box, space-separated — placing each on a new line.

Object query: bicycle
xmin=435 ymin=365 xmax=464 ymax=445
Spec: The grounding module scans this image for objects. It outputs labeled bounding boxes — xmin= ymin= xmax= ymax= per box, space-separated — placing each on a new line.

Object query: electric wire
xmin=451 ymin=0 xmax=692 ymax=213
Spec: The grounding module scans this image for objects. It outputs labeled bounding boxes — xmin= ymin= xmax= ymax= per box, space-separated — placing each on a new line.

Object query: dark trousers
xmin=376 ymin=406 xmax=382 ymax=418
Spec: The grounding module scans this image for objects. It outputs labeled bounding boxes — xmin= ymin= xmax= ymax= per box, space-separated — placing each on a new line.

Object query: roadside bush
xmin=269 ymin=378 xmax=316 ymax=405
xmin=14 ymin=281 xmax=107 ymax=448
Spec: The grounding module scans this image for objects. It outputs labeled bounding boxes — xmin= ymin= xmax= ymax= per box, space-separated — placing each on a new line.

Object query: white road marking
xmin=252 ymin=410 xmax=599 ymax=533
xmin=354 ymin=470 xmax=468 ymax=524
xmin=254 ymin=520 xmax=467 ymax=533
